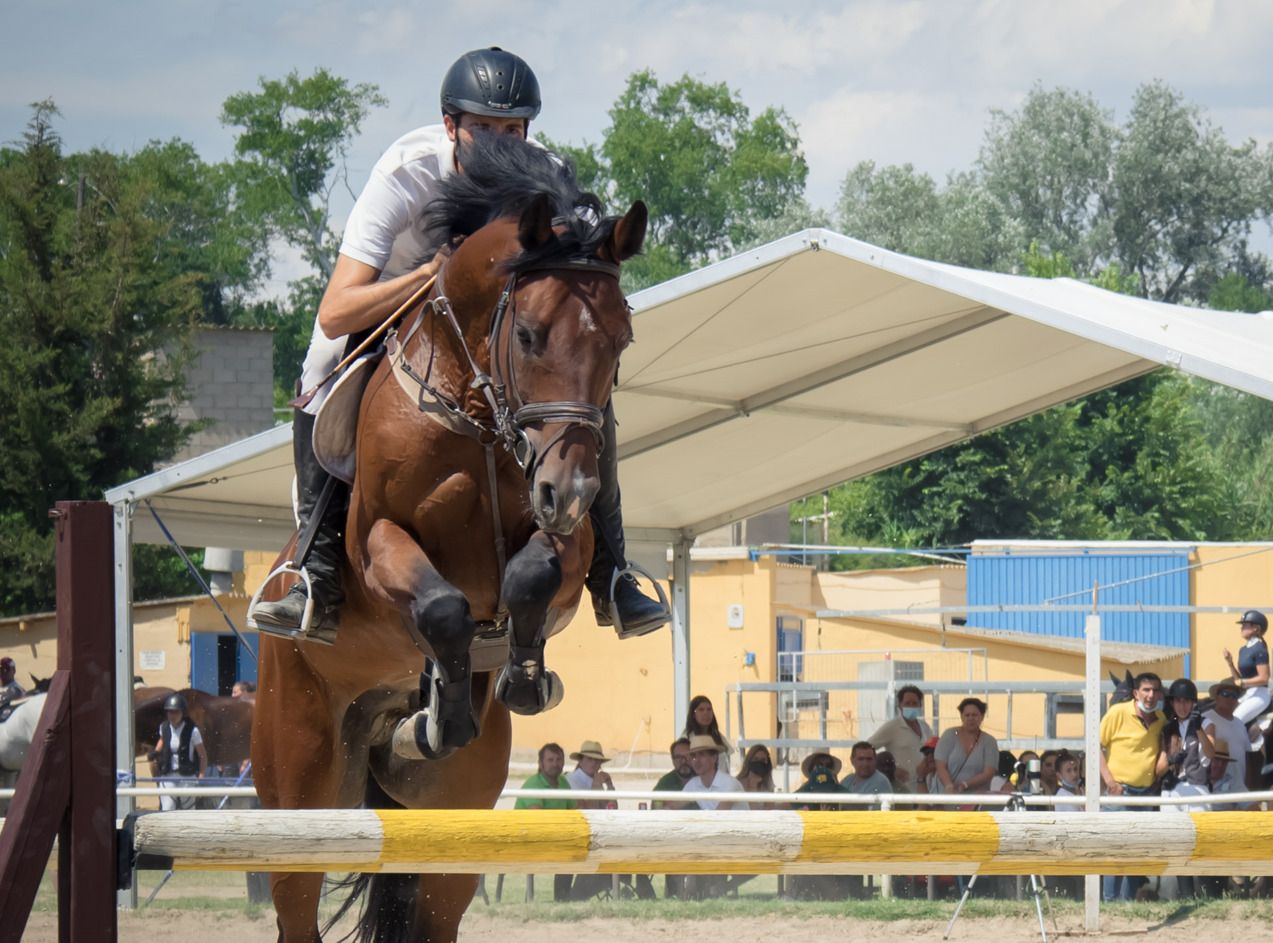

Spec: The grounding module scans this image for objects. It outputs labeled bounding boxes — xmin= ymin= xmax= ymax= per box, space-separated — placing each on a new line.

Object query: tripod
xmin=943 ymin=793 xmax=1056 ymax=943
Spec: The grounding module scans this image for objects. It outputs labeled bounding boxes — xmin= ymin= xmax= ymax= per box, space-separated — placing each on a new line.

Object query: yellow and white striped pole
xmin=132 ymin=809 xmax=1273 ymax=876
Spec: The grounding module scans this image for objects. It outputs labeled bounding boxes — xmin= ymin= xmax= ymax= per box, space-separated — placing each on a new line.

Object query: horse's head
xmin=426 ymin=135 xmax=646 ymax=535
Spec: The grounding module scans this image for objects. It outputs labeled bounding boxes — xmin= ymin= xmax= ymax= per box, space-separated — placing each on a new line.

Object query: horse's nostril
xmin=536 ymin=482 xmax=557 ymax=517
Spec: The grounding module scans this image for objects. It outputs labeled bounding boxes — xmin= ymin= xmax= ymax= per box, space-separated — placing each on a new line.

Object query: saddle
xmin=312 ymin=349 xmax=384 ymax=485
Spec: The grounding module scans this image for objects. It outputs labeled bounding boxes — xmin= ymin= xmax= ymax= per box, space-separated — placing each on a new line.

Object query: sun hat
xmin=569 ymin=740 xmax=612 ymax=762
xmin=1212 ymin=737 xmax=1233 ymax=762
xmin=801 ymin=751 xmax=843 ymax=778
xmin=686 ymin=734 xmax=726 ymax=754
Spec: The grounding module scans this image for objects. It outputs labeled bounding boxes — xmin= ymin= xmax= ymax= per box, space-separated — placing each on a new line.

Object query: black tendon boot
xmin=586 ymin=404 xmax=670 ymax=639
xmin=251 ymin=409 xmax=347 ymax=646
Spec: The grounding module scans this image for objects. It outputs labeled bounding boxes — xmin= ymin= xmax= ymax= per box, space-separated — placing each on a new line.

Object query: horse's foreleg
xmin=495 ymin=531 xmax=566 ymax=715
xmin=365 ymin=519 xmax=478 ymax=758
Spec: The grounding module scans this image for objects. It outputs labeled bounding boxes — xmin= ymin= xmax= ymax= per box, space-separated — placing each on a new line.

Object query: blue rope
xmin=143 ymin=500 xmax=257 ymax=665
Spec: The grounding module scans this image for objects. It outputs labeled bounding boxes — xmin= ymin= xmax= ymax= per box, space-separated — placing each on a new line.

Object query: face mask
xmin=748 ymin=760 xmax=772 ymax=776
xmin=1141 ymin=698 xmax=1162 ymax=713
xmin=1060 ymin=778 xmax=1080 ymax=792
xmin=901 ymin=707 xmax=922 ymax=721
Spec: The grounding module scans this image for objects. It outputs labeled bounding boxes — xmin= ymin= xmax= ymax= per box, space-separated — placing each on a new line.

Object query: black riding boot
xmin=251 ymin=408 xmax=347 ymax=645
xmin=586 ymin=403 xmax=670 ymax=639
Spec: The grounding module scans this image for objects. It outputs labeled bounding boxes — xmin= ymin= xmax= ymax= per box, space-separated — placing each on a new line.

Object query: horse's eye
xmin=515 ymin=325 xmax=535 ymax=351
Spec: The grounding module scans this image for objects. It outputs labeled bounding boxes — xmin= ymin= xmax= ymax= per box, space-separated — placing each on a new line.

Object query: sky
xmin=5 ymin=0 xmax=1273 ymax=291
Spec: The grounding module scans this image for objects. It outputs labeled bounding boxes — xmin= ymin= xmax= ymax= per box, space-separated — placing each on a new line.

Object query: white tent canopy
xmin=107 ymin=228 xmax=1273 ymax=549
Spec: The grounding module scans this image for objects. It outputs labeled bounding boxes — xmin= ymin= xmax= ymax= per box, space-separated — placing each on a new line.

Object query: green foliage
xmin=221 ymin=68 xmax=387 ymax=280
xmin=0 ymin=102 xmax=198 ymax=614
xmin=548 ymin=71 xmax=807 ymax=290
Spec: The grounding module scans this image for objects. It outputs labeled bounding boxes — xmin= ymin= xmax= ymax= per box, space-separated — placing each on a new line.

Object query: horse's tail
xmin=323 ymin=777 xmax=419 ymax=943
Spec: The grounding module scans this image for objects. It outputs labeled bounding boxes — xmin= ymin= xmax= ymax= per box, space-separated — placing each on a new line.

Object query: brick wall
xmin=172 ymin=327 xmax=276 ymax=462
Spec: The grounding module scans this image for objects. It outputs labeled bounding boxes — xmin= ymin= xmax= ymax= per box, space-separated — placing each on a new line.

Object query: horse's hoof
xmin=495 ymin=665 xmax=564 ymax=716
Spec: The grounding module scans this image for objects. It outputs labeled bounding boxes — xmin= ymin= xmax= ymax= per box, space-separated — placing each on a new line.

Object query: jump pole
xmin=132 ymin=809 xmax=1273 ymax=877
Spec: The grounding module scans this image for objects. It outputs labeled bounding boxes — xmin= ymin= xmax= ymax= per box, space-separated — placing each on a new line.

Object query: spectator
xmin=653 ymin=738 xmax=694 ymax=897
xmin=1039 ymin=750 xmax=1060 ymax=795
xmin=652 ymin=737 xmax=694 ymax=809
xmin=914 ymin=736 xmax=940 ymax=797
xmin=231 ymin=679 xmax=256 ymax=701
xmin=794 ymin=752 xmax=843 ymax=809
xmin=990 ymin=749 xmax=1018 ymax=793
xmin=934 ymin=698 xmax=999 ymax=797
xmin=150 ymin=693 xmax=208 ymax=811
xmin=515 ymin=743 xmax=578 ymax=902
xmin=1054 ymin=752 xmax=1083 ymax=810
xmin=1206 ymin=738 xmax=1240 ymax=808
xmin=0 ymin=656 xmax=24 ymax=706
xmin=566 ymin=740 xmax=614 ymax=805
xmin=841 ymin=742 xmax=891 ymax=796
xmin=1161 ymin=679 xmax=1212 ymax=813
xmin=1203 ymin=682 xmax=1251 ymax=804
xmin=735 ymin=744 xmax=776 ymax=794
xmin=1223 ymin=610 xmax=1271 ymax=751
xmin=681 ymin=735 xmax=746 ymax=810
xmin=1014 ymin=750 xmax=1041 ymax=792
xmin=867 ymin=684 xmax=932 ymax=787
xmin=1099 ymin=672 xmax=1166 ymax=902
xmin=683 ymin=694 xmax=731 ymax=772
xmin=875 ymin=751 xmax=903 ymax=792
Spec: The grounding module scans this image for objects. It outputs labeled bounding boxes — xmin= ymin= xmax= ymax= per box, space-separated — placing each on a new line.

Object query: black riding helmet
xmin=1167 ymin=678 xmax=1198 ymax=702
xmin=440 ymin=47 xmax=541 ymax=120
xmin=1238 ymin=609 xmax=1268 ymax=633
xmin=163 ymin=693 xmax=187 ymax=713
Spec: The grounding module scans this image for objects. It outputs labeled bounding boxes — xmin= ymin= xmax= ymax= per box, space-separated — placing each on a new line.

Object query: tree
xmin=549 ymin=71 xmax=808 ymax=289
xmin=0 ymin=102 xmax=200 ymax=614
xmin=221 ymin=68 xmax=387 ymax=281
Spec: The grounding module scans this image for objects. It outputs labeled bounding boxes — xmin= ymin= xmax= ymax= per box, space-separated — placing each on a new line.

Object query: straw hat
xmin=569 ymin=740 xmax=611 ymax=762
xmin=1212 ymin=738 xmax=1233 ymax=762
xmin=801 ymin=751 xmax=843 ymax=778
xmin=686 ymin=734 xmax=726 ymax=754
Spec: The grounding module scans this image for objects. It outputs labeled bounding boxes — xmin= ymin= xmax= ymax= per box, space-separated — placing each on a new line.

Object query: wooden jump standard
xmin=132 ymin=808 xmax=1273 ymax=877
xmin=0 ymin=502 xmax=116 ymax=943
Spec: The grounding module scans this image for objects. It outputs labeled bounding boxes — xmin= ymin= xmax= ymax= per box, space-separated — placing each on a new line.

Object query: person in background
xmin=934 ymin=698 xmax=999 ymax=797
xmin=231 ymin=679 xmax=256 ymax=701
xmin=913 ymin=736 xmax=941 ymax=798
xmin=565 ymin=740 xmax=620 ymax=900
xmin=735 ymin=744 xmax=776 ymax=794
xmin=840 ymin=741 xmax=891 ymax=796
xmin=653 ymin=737 xmax=694 ymax=897
xmin=867 ymin=684 xmax=932 ymax=787
xmin=1223 ymin=610 xmax=1271 ymax=750
xmin=1053 ymin=752 xmax=1083 ymax=809
xmin=1161 ymin=679 xmax=1213 ymax=813
xmin=682 ymin=735 xmax=746 ymax=810
xmin=150 ymin=693 xmax=208 ymax=811
xmin=1039 ymin=749 xmax=1060 ymax=795
xmin=1203 ymin=682 xmax=1251 ymax=805
xmin=515 ymin=742 xmax=577 ymax=901
xmin=0 ymin=656 xmax=24 ymax=706
xmin=683 ymin=694 xmax=731 ymax=772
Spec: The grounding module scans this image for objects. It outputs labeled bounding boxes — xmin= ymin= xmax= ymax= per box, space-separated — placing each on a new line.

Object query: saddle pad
xmin=313 ymin=350 xmax=385 ymax=484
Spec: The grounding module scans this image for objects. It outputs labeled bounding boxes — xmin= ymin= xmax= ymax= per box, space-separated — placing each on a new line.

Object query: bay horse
xmin=252 ymin=134 xmax=646 ymax=942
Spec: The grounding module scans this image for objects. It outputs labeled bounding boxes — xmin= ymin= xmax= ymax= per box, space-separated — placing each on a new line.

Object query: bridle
xmin=386 ymin=252 xmax=623 ymax=615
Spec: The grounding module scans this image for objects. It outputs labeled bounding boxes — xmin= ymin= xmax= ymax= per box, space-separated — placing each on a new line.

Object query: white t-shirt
xmin=1202 ymin=709 xmax=1249 ymax=789
xmin=681 ymin=771 xmax=748 ymax=810
xmin=158 ymin=720 xmax=204 ymax=774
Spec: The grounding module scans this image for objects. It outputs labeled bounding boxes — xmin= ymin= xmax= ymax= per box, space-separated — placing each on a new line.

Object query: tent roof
xmin=107 ymin=228 xmax=1273 ymax=549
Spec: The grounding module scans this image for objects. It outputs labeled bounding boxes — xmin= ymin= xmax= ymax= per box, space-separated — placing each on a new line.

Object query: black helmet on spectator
xmin=1237 ymin=610 xmax=1268 ymax=633
xmin=440 ymin=47 xmax=541 ymax=120
xmin=1167 ymin=678 xmax=1198 ymax=702
xmin=163 ymin=693 xmax=187 ymax=713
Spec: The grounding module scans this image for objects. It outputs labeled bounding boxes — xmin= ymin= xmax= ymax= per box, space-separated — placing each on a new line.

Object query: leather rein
xmin=385 ymin=254 xmax=622 ymax=624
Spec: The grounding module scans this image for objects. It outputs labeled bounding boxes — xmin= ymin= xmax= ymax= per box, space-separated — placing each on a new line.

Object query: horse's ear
xmin=606 ymin=200 xmax=647 ymax=263
xmin=518 ymin=193 xmax=555 ymax=251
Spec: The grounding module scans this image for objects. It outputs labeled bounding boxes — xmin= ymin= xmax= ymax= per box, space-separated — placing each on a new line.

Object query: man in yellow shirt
xmin=1098 ymin=672 xmax=1166 ymax=901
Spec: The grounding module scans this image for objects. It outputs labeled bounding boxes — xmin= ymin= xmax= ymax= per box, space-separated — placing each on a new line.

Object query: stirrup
xmin=606 ymin=561 xmax=672 ymax=639
xmin=247 ymin=561 xmax=322 ymax=642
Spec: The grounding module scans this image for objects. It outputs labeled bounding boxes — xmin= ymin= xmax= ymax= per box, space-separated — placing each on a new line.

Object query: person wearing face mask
xmin=867 ymin=685 xmax=932 ymax=788
xmin=735 ymin=744 xmax=776 ymax=793
xmin=1053 ymin=752 xmax=1084 ymax=809
xmin=1099 ymin=672 xmax=1166 ymax=902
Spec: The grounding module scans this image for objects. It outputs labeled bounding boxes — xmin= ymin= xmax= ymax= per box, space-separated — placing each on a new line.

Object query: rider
xmin=150 ymin=693 xmax=208 ymax=811
xmin=251 ymin=47 xmax=670 ymax=646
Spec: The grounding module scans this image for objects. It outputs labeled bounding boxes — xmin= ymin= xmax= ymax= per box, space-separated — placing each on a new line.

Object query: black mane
xmin=422 ymin=133 xmax=620 ymax=273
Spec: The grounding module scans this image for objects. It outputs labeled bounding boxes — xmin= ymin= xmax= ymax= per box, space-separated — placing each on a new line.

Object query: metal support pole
xmin=1083 ymin=612 xmax=1101 ymax=931
xmin=113 ymin=500 xmax=138 ymax=910
xmin=671 ymin=537 xmax=692 ymax=736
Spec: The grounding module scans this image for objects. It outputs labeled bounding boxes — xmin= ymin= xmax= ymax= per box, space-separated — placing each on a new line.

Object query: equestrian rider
xmin=251 ymin=47 xmax=671 ymax=646
xmin=0 ymin=656 xmax=23 ymax=707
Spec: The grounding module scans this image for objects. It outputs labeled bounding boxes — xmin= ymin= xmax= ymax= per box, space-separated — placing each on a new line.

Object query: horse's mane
xmin=422 ymin=133 xmax=620 ymax=273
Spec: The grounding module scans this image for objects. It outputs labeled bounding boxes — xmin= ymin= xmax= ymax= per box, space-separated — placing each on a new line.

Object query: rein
xmin=386 ymin=254 xmax=621 ymax=621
